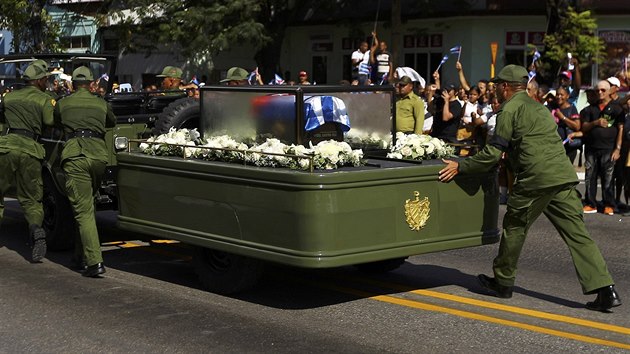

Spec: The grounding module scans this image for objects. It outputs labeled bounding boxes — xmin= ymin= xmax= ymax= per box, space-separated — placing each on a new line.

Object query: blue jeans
xmin=584 ymin=149 xmax=616 ymax=208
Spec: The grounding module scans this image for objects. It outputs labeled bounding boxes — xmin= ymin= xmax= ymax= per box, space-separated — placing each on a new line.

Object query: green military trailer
xmin=115 ymin=85 xmax=500 ymax=294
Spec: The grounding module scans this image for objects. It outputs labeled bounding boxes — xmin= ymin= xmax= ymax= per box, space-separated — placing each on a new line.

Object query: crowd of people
xmin=384 ymin=50 xmax=629 ymax=217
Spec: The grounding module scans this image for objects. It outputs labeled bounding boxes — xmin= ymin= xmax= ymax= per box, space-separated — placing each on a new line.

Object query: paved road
xmin=1 ymin=196 xmax=628 ymax=353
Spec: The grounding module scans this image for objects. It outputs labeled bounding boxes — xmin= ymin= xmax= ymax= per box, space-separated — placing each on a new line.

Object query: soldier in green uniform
xmin=395 ymin=76 xmax=425 ymax=134
xmin=0 ymin=62 xmax=54 ymax=262
xmin=156 ymin=65 xmax=184 ymax=95
xmin=54 ymin=66 xmax=116 ymax=277
xmin=438 ymin=65 xmax=621 ymax=313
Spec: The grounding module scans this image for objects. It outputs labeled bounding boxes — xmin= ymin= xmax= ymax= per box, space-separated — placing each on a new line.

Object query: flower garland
xmin=386 ymin=132 xmax=455 ymax=161
xmin=139 ymin=128 xmax=364 ymax=170
xmin=344 ymin=129 xmax=392 ymax=149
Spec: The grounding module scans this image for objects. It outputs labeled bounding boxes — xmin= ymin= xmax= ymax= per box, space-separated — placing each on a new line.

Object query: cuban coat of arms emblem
xmin=404 ymin=191 xmax=430 ymax=231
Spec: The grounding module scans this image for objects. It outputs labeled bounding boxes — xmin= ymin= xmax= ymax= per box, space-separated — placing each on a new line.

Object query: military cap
xmin=157 ymin=66 xmax=183 ymax=79
xmin=32 ymin=59 xmax=50 ymax=72
xmin=396 ymin=76 xmax=413 ymax=86
xmin=491 ymin=65 xmax=529 ymax=84
xmin=22 ymin=63 xmax=50 ymax=81
xmin=72 ymin=66 xmax=94 ymax=82
xmin=220 ymin=67 xmax=249 ymax=82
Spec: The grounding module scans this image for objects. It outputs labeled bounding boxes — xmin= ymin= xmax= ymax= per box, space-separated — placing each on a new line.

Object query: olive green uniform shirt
xmin=458 ymin=91 xmax=576 ymax=192
xmin=0 ymin=86 xmax=56 ymax=159
xmin=395 ymin=92 xmax=425 ymax=134
xmin=53 ymin=88 xmax=116 ymax=164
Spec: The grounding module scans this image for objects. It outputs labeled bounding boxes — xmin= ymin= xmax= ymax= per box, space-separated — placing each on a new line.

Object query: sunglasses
xmin=598 ymin=88 xmax=608 ymax=92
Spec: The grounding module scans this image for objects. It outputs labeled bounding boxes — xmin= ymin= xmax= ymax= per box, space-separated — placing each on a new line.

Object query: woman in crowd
xmin=551 ymin=85 xmax=581 ymax=164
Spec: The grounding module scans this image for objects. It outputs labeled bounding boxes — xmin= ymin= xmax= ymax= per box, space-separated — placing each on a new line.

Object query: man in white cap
xmin=607 ymin=76 xmax=621 ymax=104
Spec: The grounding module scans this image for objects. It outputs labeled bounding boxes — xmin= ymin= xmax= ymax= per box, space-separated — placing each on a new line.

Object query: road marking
xmin=355 ymin=277 xmax=630 ymax=335
xmin=321 ymin=282 xmax=630 ymax=350
xmin=150 ymin=239 xmax=180 ymax=244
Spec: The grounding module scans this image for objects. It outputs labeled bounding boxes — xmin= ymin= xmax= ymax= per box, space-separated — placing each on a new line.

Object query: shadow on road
xmin=1 ymin=200 xmax=584 ymax=311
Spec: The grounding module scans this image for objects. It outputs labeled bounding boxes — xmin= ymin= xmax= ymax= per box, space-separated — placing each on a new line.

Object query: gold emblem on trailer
xmin=404 ymin=191 xmax=430 ymax=231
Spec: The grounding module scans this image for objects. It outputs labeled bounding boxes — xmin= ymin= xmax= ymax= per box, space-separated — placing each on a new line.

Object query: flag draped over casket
xmin=304 ymin=96 xmax=350 ymax=132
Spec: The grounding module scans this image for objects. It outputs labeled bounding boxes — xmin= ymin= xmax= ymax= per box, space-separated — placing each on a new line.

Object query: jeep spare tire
xmin=152 ymin=97 xmax=200 ymax=135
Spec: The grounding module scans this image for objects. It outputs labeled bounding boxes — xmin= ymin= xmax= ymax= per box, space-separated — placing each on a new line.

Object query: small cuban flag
xmin=268 ymin=73 xmax=285 ymax=85
xmin=247 ymin=68 xmax=257 ymax=85
xmin=436 ymin=54 xmax=450 ymax=71
xmin=449 ymin=45 xmax=462 ymax=55
xmin=531 ymin=50 xmax=541 ymax=67
xmin=528 ymin=70 xmax=537 ymax=83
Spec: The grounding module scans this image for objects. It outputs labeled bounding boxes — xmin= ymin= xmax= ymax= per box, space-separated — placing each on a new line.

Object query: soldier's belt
xmin=7 ymin=128 xmax=39 ymax=140
xmin=66 ymin=129 xmax=105 ymax=140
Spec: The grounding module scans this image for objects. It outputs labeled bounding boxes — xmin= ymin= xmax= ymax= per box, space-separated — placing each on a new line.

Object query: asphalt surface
xmin=0 ymin=187 xmax=629 ymax=353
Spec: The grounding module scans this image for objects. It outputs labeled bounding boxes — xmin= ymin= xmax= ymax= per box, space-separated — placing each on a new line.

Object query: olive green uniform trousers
xmin=0 ymin=150 xmax=44 ymax=227
xmin=63 ymin=158 xmax=105 ymax=266
xmin=494 ymin=183 xmax=614 ymax=294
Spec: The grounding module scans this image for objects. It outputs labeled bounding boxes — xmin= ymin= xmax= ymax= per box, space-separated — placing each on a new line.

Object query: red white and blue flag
xmin=268 ymin=73 xmax=285 ymax=85
xmin=449 ymin=45 xmax=462 ymax=55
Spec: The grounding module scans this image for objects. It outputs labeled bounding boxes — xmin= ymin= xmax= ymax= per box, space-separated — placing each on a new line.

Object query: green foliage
xmin=0 ymin=0 xmax=61 ymax=53
xmin=110 ymin=0 xmax=278 ymax=72
xmin=542 ymin=7 xmax=606 ymax=66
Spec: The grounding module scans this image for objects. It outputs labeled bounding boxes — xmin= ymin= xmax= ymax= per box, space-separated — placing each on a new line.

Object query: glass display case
xmin=199 ymin=85 xmax=395 ymax=151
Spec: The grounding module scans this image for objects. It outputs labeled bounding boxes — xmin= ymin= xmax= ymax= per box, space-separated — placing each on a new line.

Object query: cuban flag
xmin=304 ymin=96 xmax=351 ymax=132
xmin=528 ymin=70 xmax=536 ymax=83
xmin=436 ymin=54 xmax=450 ymax=71
xmin=531 ymin=50 xmax=541 ymax=66
xmin=449 ymin=45 xmax=462 ymax=55
xmin=268 ymin=73 xmax=285 ymax=85
xmin=248 ymin=67 xmax=258 ymax=85
xmin=358 ymin=61 xmax=371 ymax=76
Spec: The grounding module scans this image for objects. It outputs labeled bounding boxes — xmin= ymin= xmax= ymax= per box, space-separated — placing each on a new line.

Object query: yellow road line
xmin=324 ymin=283 xmax=630 ymax=350
xmin=119 ymin=241 xmax=143 ymax=248
xmin=150 ymin=239 xmax=180 ymax=244
xmin=356 ymin=277 xmax=630 ymax=335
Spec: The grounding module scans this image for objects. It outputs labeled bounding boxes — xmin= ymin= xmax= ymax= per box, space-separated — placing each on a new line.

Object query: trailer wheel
xmin=42 ymin=175 xmax=76 ymax=251
xmin=354 ymin=257 xmax=407 ymax=274
xmin=193 ymin=247 xmax=264 ymax=294
xmin=152 ymin=97 xmax=200 ymax=135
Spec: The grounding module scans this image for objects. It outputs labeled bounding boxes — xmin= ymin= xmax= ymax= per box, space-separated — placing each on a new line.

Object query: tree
xmin=0 ymin=0 xmax=61 ymax=53
xmin=109 ymin=0 xmax=302 ymax=81
xmin=541 ymin=5 xmax=606 ymax=84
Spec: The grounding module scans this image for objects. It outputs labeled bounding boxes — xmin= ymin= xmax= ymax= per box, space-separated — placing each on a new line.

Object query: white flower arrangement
xmin=345 ymin=129 xmax=391 ymax=149
xmin=386 ymin=132 xmax=455 ymax=161
xmin=139 ymin=127 xmax=200 ymax=157
xmin=138 ymin=129 xmax=364 ymax=171
xmin=194 ymin=135 xmax=249 ymax=162
xmin=310 ymin=140 xmax=363 ymax=170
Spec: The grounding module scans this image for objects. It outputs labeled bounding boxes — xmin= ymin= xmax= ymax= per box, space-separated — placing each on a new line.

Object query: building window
xmin=402 ymin=33 xmax=443 ymax=83
xmin=60 ymin=35 xmax=91 ymax=49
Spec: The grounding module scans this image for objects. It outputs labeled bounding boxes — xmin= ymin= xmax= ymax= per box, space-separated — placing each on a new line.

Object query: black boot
xmin=478 ymin=274 xmax=514 ymax=298
xmin=82 ymin=262 xmax=106 ymax=278
xmin=586 ymin=285 xmax=622 ymax=312
xmin=29 ymin=225 xmax=47 ymax=263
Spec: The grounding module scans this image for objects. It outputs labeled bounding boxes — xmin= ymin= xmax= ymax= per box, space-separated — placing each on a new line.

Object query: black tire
xmin=152 ymin=97 xmax=200 ymax=135
xmin=42 ymin=175 xmax=76 ymax=251
xmin=193 ymin=247 xmax=264 ymax=295
xmin=354 ymin=257 xmax=407 ymax=274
